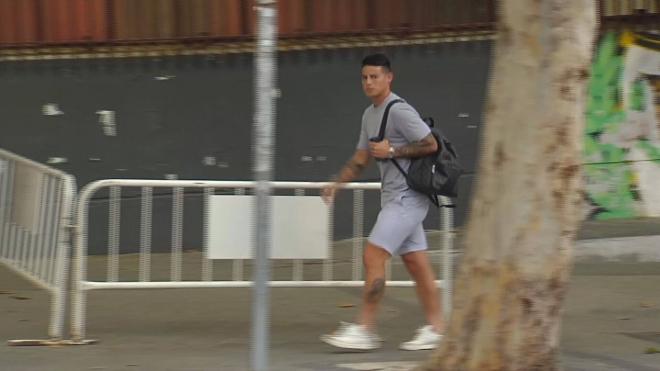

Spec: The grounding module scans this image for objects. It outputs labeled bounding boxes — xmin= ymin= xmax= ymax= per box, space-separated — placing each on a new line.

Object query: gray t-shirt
xmin=356 ymin=93 xmax=431 ymax=206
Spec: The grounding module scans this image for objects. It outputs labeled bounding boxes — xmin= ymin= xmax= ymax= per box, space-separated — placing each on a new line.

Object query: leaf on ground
xmin=10 ymin=296 xmax=31 ymax=300
xmin=644 ymin=347 xmax=660 ymax=354
xmin=640 ymin=302 xmax=656 ymax=308
xmin=0 ymin=290 xmax=16 ymax=295
xmin=338 ymin=303 xmax=355 ymax=308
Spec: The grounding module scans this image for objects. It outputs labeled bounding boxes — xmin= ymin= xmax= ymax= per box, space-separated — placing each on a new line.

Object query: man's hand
xmin=323 ymin=150 xmax=369 ymax=204
xmin=321 ymin=182 xmax=339 ymax=205
xmin=369 ymin=139 xmax=391 ymax=159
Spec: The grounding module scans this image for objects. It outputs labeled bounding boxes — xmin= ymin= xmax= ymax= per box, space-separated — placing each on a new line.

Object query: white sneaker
xmin=320 ymin=321 xmax=382 ymax=350
xmin=399 ymin=325 xmax=442 ymax=351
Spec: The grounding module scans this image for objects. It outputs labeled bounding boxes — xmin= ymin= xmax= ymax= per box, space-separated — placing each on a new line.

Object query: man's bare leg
xmin=358 ymin=242 xmax=391 ymax=331
xmin=401 ymin=250 xmax=444 ymax=332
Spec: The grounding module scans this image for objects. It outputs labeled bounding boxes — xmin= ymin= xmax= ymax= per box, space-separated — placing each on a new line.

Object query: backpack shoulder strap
xmin=375 ymin=99 xmax=404 ymax=141
xmin=377 ymin=98 xmax=407 ymax=180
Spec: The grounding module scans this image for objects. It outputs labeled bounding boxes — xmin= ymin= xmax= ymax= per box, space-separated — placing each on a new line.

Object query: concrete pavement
xmin=1 ymin=218 xmax=659 ymax=371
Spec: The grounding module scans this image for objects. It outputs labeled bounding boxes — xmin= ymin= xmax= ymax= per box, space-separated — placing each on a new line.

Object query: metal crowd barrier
xmin=70 ymin=179 xmax=454 ymax=341
xmin=0 ymin=149 xmax=76 ymax=342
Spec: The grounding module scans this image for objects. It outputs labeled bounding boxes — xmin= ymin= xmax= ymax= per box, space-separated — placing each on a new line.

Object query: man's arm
xmin=322 ymin=149 xmax=370 ymax=203
xmin=335 ymin=149 xmax=370 ymax=183
xmin=393 ymin=133 xmax=438 ymax=158
xmin=368 ymin=133 xmax=438 ymax=160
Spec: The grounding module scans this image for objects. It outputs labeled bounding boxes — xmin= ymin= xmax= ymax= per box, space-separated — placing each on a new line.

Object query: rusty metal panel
xmin=156 ymin=0 xmax=177 ymax=38
xmin=134 ymin=0 xmax=156 ymax=39
xmin=332 ymin=0 xmax=353 ymax=32
xmin=428 ymin=0 xmax=447 ymax=28
xmin=41 ymin=0 xmax=75 ymax=43
xmin=310 ymin=0 xmax=334 ymax=33
xmin=377 ymin=0 xmax=408 ymax=30
xmin=174 ymin=0 xmax=192 ymax=37
xmin=209 ymin=0 xmax=243 ymax=37
xmin=369 ymin=0 xmax=385 ymax=29
xmin=373 ymin=0 xmax=389 ymax=29
xmin=72 ymin=0 xmax=88 ymax=40
xmin=242 ymin=0 xmax=255 ymax=36
xmin=191 ymin=0 xmax=211 ymax=37
xmin=462 ymin=0 xmax=484 ymax=26
xmin=0 ymin=0 xmax=17 ymax=44
xmin=619 ymin=0 xmax=632 ymax=14
xmin=111 ymin=0 xmax=129 ymax=40
xmin=279 ymin=0 xmax=307 ymax=35
xmin=128 ymin=0 xmax=176 ymax=40
xmin=88 ymin=0 xmax=109 ymax=41
xmin=349 ymin=0 xmax=368 ymax=32
xmin=176 ymin=0 xmax=212 ymax=37
xmin=16 ymin=0 xmax=39 ymax=43
xmin=176 ymin=0 xmax=214 ymax=38
xmin=8 ymin=0 xmax=659 ymax=47
xmin=408 ymin=0 xmax=426 ymax=30
xmin=71 ymin=0 xmax=108 ymax=42
xmin=406 ymin=0 xmax=434 ymax=29
xmin=124 ymin=0 xmax=144 ymax=39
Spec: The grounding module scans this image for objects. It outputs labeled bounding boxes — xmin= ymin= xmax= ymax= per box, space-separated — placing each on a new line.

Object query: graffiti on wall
xmin=584 ymin=31 xmax=660 ymax=219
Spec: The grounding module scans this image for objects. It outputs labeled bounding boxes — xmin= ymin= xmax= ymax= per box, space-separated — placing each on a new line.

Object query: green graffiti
xmin=583 ymin=31 xmax=660 ymax=220
xmin=584 ymin=164 xmax=638 ymax=219
xmin=585 ymin=33 xmax=623 ymax=140
xmin=638 ymin=140 xmax=660 ymax=160
xmin=630 ymin=80 xmax=646 ymax=111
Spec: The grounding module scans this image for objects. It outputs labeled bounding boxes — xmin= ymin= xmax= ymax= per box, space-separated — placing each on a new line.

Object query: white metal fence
xmin=0 ymin=149 xmax=76 ymax=341
xmin=71 ymin=179 xmax=454 ymax=341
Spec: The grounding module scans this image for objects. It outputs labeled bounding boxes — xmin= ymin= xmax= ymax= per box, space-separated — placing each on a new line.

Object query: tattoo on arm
xmin=393 ymin=133 xmax=437 ymax=158
xmin=366 ymin=278 xmax=386 ymax=303
xmin=346 ymin=159 xmax=366 ymax=174
xmin=336 ymin=158 xmax=366 ymax=183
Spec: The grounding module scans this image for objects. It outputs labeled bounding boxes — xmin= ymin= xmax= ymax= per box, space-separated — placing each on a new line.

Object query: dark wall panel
xmin=0 ymin=42 xmax=492 ymax=252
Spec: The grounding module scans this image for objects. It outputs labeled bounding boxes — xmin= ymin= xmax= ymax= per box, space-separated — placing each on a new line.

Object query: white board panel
xmin=207 ymin=195 xmax=330 ymax=259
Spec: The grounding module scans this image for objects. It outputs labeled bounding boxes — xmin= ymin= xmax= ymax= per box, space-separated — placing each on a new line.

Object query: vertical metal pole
xmin=9 ymin=224 xmax=17 ymax=263
xmin=233 ymin=188 xmax=246 ymax=281
xmin=50 ymin=176 xmax=75 ymax=340
xmin=171 ymin=187 xmax=184 ymax=282
xmin=292 ymin=189 xmax=304 ymax=281
xmin=47 ymin=182 xmax=63 ymax=285
xmin=107 ymin=186 xmax=121 ymax=282
xmin=352 ymin=190 xmax=364 ymax=281
xmin=35 ymin=175 xmax=49 ymax=281
xmin=16 ymin=227 xmax=24 ymax=268
xmin=0 ymin=160 xmax=13 ymax=260
xmin=440 ymin=197 xmax=454 ymax=320
xmin=202 ymin=187 xmax=213 ymax=281
xmin=72 ymin=186 xmax=91 ymax=341
xmin=252 ymin=1 xmax=277 ymax=371
xmin=140 ymin=187 xmax=153 ymax=282
xmin=40 ymin=177 xmax=55 ymax=278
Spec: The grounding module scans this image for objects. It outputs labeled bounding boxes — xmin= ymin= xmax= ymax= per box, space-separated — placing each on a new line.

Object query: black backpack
xmin=375 ymin=99 xmax=462 ymax=207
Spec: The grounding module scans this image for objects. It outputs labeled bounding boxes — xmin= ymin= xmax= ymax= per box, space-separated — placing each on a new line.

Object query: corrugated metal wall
xmin=601 ymin=0 xmax=659 ymax=15
xmin=0 ymin=0 xmax=657 ymax=46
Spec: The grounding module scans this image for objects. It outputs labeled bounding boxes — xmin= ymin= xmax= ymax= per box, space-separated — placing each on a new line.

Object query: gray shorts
xmin=368 ymin=195 xmax=430 ymax=256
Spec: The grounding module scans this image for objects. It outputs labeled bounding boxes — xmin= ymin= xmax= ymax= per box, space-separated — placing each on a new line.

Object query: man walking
xmin=320 ymin=53 xmax=444 ymax=351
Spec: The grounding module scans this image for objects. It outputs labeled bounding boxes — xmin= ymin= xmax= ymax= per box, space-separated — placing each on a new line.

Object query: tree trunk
xmin=419 ymin=1 xmax=597 ymax=370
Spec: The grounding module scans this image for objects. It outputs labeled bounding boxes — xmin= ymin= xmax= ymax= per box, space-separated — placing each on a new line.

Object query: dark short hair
xmin=361 ymin=53 xmax=391 ymax=72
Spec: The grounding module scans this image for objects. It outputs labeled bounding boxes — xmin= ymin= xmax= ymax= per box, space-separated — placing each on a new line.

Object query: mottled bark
xmin=418 ymin=1 xmax=597 ymax=370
